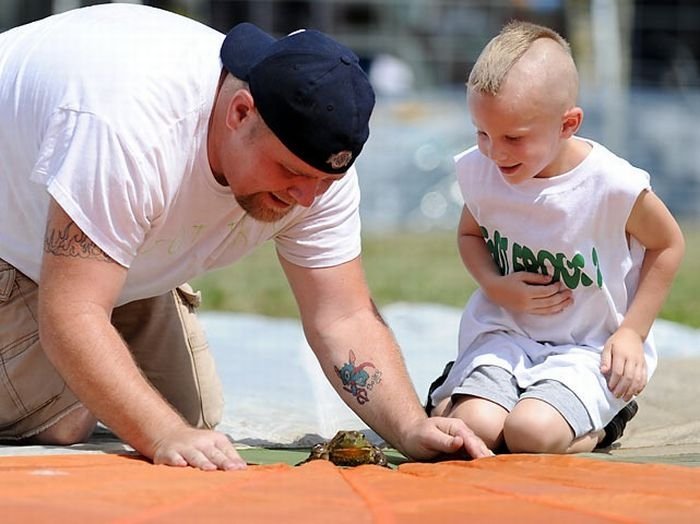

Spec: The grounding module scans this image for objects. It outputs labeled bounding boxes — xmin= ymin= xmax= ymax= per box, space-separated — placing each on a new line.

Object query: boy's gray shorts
xmin=453 ymin=365 xmax=594 ymax=438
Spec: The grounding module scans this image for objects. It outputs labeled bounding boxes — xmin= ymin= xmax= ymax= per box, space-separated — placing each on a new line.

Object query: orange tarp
xmin=0 ymin=453 xmax=698 ymax=523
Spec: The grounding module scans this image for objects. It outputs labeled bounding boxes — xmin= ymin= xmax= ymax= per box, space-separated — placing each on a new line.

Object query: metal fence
xmin=2 ymin=0 xmax=699 ymax=226
xmin=2 ymin=1 xmax=698 ymax=89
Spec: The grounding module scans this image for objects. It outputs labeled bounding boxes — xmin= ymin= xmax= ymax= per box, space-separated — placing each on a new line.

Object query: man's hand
xmin=400 ymin=417 xmax=494 ymax=461
xmin=151 ymin=427 xmax=247 ymax=471
xmin=483 ymin=272 xmax=572 ymax=315
xmin=600 ymin=327 xmax=647 ymax=402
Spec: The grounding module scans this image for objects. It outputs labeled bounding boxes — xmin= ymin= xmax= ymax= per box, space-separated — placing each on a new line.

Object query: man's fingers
xmin=441 ymin=419 xmax=494 ymax=458
xmin=164 ymin=446 xmax=246 ymax=472
xmin=180 ymin=448 xmax=218 ymax=471
xmin=196 ymin=441 xmax=247 ymax=471
xmin=460 ymin=433 xmax=495 ymax=458
xmin=152 ymin=430 xmax=248 ymax=471
xmin=214 ymin=443 xmax=247 ymax=470
xmin=440 ymin=434 xmax=463 ymax=453
xmin=153 ymin=448 xmax=189 ymax=468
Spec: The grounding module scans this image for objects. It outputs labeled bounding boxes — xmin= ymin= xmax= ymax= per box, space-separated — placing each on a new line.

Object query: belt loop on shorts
xmin=176 ymin=283 xmax=202 ymax=309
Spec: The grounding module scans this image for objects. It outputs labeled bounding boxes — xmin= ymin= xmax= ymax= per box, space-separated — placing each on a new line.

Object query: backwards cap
xmin=220 ymin=23 xmax=375 ymax=174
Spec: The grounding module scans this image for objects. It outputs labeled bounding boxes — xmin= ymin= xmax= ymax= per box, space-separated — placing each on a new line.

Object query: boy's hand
xmin=600 ymin=327 xmax=647 ymax=401
xmin=483 ymin=272 xmax=572 ymax=315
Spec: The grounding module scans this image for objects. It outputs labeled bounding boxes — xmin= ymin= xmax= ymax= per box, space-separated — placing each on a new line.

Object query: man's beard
xmin=236 ymin=193 xmax=293 ymax=223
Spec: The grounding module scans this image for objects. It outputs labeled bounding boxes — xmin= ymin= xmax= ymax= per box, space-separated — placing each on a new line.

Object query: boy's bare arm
xmin=621 ymin=189 xmax=685 ymax=340
xmin=601 ymin=189 xmax=685 ymax=400
xmin=457 ymin=205 xmax=503 ymax=284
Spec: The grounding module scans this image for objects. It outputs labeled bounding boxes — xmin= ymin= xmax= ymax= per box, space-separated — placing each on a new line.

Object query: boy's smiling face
xmin=468 ymin=87 xmax=571 ymax=184
xmin=468 ymin=37 xmax=584 ymax=184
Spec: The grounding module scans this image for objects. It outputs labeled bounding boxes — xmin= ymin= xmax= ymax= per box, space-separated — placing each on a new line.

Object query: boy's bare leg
xmin=566 ymin=429 xmax=605 ymax=453
xmin=429 ymin=397 xmax=452 ymax=417
xmin=447 ymin=396 xmax=509 ymax=451
xmin=504 ymin=398 xmax=602 ymax=453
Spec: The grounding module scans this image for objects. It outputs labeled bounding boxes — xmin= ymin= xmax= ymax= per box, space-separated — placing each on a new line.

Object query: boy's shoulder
xmin=454 ymin=144 xmax=482 ymax=164
xmin=583 ymin=139 xmax=651 ymax=189
xmin=454 ymin=145 xmax=493 ymax=176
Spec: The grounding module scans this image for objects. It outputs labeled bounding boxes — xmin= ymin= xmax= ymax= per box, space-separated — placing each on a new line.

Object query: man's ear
xmin=561 ymin=106 xmax=583 ymax=138
xmin=225 ymin=89 xmax=255 ymax=131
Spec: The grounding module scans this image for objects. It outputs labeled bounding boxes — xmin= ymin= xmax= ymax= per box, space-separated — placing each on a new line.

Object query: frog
xmin=297 ymin=430 xmax=389 ymax=467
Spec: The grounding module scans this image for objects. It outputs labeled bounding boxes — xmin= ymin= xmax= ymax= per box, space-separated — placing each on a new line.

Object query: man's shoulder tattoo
xmin=44 ymin=221 xmax=112 ymax=263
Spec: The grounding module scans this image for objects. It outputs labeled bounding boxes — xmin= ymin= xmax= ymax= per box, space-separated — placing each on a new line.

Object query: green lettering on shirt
xmin=481 ymin=227 xmax=603 ymax=289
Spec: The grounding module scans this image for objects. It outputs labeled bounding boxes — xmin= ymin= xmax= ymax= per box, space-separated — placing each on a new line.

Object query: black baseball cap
xmin=220 ymin=23 xmax=375 ymax=174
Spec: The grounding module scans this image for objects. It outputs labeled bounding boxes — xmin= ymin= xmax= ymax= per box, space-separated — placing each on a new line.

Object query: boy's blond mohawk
xmin=468 ymin=20 xmax=571 ymax=95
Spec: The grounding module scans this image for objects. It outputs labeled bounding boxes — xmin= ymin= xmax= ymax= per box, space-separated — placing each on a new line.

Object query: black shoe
xmin=424 ymin=361 xmax=454 ymax=415
xmin=596 ymin=400 xmax=639 ymax=449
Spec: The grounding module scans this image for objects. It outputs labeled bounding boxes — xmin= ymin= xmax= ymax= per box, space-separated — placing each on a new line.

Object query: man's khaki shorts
xmin=0 ymin=258 xmax=223 ymax=440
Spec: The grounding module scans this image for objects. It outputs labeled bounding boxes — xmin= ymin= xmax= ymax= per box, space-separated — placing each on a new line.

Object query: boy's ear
xmin=561 ymin=106 xmax=583 ymax=138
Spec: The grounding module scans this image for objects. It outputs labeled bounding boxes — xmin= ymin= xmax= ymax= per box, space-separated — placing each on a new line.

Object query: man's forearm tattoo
xmin=44 ymin=221 xmax=112 ymax=262
xmin=334 ymin=349 xmax=383 ymax=405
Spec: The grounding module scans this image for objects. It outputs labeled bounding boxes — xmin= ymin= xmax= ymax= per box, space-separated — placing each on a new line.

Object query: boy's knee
xmin=449 ymin=397 xmax=507 ymax=451
xmin=503 ymin=411 xmax=571 ymax=453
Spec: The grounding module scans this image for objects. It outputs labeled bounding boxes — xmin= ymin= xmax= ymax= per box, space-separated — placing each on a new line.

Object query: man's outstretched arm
xmin=280 ymin=254 xmax=493 ymax=460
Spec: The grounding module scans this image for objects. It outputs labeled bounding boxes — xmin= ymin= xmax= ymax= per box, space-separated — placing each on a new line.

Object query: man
xmin=0 ymin=3 xmax=491 ymax=470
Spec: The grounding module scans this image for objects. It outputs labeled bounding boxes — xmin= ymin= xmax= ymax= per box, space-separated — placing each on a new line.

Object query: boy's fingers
xmin=600 ymin=344 xmax=612 ymax=373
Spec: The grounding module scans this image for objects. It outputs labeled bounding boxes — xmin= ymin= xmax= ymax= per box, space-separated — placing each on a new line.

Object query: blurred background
xmin=2 ymin=1 xmax=699 ymax=227
xmin=2 ymin=1 xmax=698 ymax=324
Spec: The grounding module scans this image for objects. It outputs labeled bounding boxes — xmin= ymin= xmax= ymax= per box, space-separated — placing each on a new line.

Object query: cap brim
xmin=220 ymin=22 xmax=277 ymax=79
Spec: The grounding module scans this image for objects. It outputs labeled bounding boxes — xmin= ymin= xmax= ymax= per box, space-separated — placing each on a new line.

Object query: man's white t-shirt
xmin=0 ymin=4 xmax=361 ymax=305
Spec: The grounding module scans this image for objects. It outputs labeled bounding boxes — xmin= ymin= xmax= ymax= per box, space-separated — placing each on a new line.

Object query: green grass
xmin=192 ymin=223 xmax=700 ymax=328
xmin=661 ymin=222 xmax=700 ymax=327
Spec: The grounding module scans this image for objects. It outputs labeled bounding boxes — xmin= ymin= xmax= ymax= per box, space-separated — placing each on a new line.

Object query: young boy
xmin=427 ymin=21 xmax=685 ymax=453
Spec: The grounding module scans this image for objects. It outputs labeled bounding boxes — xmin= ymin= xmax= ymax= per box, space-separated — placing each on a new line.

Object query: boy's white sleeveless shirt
xmin=431 ymin=138 xmax=656 ymax=428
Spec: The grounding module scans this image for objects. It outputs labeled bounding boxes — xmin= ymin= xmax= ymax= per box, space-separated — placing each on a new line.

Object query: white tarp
xmin=204 ymin=303 xmax=700 ymax=447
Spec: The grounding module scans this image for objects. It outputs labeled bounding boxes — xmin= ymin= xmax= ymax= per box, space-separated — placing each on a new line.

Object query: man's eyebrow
xmin=286 ymin=164 xmax=346 ymax=181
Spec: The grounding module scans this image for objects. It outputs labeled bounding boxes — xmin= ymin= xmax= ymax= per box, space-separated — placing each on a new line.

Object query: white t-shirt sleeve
xmin=31 ymin=109 xmax=161 ymax=268
xmin=274 ymin=167 xmax=362 ymax=268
